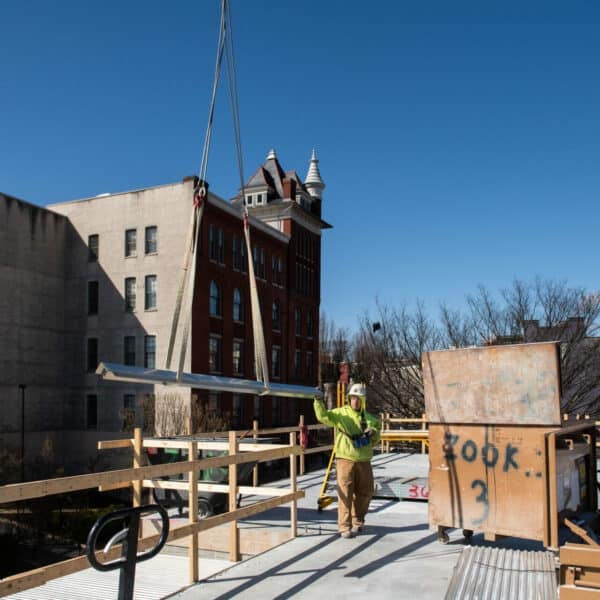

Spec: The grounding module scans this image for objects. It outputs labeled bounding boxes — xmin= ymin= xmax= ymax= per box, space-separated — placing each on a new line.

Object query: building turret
xmin=304 ymin=149 xmax=325 ymax=200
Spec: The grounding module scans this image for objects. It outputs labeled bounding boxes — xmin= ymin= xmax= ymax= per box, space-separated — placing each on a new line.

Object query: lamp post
xmin=18 ymin=384 xmax=26 ymax=482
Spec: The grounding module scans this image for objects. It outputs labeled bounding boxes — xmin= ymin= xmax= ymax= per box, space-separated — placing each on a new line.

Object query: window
xmin=253 ymin=395 xmax=261 ymax=421
xmin=125 ymin=277 xmax=136 ymax=311
xmin=241 ymin=242 xmax=247 ymax=273
xmin=208 ymin=391 xmax=221 ymax=416
xmin=145 ymin=275 xmax=157 ymax=310
xmin=122 ymin=394 xmax=136 ymax=431
xmin=307 ymin=311 xmax=314 ymax=339
xmin=271 ymin=255 xmax=283 ymax=286
xmin=295 ymin=308 xmax=302 ymax=336
xmin=87 ymin=338 xmax=98 ymax=372
xmin=246 ymin=194 xmax=253 ymax=206
xmin=232 ymin=394 xmax=243 ymax=428
xmin=272 ymin=300 xmax=281 ymax=332
xmin=233 ymin=339 xmax=244 ymax=375
xmin=209 ymin=335 xmax=222 ymax=373
xmin=144 ymin=335 xmax=156 ymax=369
xmin=256 ymin=193 xmax=263 ymax=205
xmin=209 ymin=281 xmax=221 ymax=317
xmin=88 ymin=281 xmax=99 ymax=315
xmin=233 ymin=288 xmax=243 ymax=322
xmin=218 ymin=228 xmax=224 ymax=263
xmin=145 ymin=226 xmax=157 ymax=254
xmin=209 ymin=224 xmax=216 ymax=260
xmin=88 ymin=234 xmax=99 ymax=262
xmin=253 ymin=246 xmax=258 ymax=273
xmin=259 ymin=248 xmax=265 ymax=278
xmin=124 ymin=336 xmax=136 ymax=366
xmin=272 ymin=397 xmax=280 ymax=426
xmin=233 ymin=236 xmax=241 ymax=270
xmin=272 ymin=345 xmax=281 ymax=379
xmin=86 ymin=395 xmax=98 ymax=429
xmin=295 ymin=349 xmax=302 ymax=377
xmin=307 ymin=351 xmax=314 ymax=379
xmin=125 ymin=229 xmax=137 ymax=257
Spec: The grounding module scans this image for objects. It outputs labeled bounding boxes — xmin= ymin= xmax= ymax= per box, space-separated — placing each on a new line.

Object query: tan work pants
xmin=336 ymin=458 xmax=374 ymax=533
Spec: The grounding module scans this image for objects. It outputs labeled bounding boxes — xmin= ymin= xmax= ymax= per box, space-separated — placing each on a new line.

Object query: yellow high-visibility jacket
xmin=314 ymin=398 xmax=381 ymax=462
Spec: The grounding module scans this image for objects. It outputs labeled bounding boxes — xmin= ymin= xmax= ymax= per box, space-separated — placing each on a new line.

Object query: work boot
xmin=351 ymin=525 xmax=363 ymax=535
xmin=340 ymin=530 xmax=354 ymax=539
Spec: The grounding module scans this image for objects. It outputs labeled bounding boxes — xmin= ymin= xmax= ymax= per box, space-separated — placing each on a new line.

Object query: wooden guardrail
xmin=379 ymin=413 xmax=429 ymax=453
xmin=0 ymin=425 xmax=325 ymax=598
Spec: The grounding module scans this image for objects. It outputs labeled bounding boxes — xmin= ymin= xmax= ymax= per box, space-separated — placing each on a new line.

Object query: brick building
xmin=0 ymin=149 xmax=330 ymax=476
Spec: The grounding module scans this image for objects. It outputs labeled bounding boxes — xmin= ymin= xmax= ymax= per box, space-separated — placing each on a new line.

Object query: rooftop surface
xmin=7 ymin=452 xmax=547 ymax=599
xmin=171 ymin=452 xmax=466 ymax=599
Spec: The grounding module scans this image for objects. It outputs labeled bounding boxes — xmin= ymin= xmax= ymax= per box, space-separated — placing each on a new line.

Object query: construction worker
xmin=314 ymin=383 xmax=381 ymax=538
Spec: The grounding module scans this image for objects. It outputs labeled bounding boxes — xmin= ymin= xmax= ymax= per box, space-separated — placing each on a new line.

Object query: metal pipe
xmin=96 ymin=362 xmax=323 ymax=399
xmin=18 ymin=384 xmax=26 ymax=482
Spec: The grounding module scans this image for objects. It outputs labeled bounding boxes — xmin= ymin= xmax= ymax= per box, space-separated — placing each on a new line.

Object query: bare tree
xmin=356 ymin=300 xmax=442 ymax=417
xmin=319 ymin=311 xmax=353 ymax=384
xmin=356 ymin=279 xmax=600 ymax=418
xmin=450 ymin=278 xmax=600 ymax=416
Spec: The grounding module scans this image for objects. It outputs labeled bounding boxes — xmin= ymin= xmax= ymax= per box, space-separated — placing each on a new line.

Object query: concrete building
xmin=0 ymin=149 xmax=330 ymax=478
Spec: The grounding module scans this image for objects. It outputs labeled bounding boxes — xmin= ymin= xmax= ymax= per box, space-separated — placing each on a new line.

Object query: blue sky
xmin=2 ymin=1 xmax=600 ymax=332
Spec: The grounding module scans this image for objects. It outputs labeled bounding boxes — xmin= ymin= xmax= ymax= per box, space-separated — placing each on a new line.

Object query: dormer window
xmin=246 ymin=195 xmax=253 ymax=206
xmin=256 ymin=193 xmax=263 ymax=205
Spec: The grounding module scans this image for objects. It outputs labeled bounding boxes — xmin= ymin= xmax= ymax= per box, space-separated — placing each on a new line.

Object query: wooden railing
xmin=0 ymin=422 xmax=331 ymax=598
xmin=379 ymin=413 xmax=429 ymax=453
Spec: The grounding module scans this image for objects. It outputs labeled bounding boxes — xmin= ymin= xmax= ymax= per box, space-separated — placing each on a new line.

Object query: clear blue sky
xmin=2 ymin=1 xmax=600 ymax=332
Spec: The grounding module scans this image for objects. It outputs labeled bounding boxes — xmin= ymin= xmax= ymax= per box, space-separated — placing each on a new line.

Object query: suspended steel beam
xmin=96 ymin=362 xmax=323 ymax=399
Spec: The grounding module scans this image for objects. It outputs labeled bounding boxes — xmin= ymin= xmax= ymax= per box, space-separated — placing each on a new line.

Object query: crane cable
xmin=166 ymin=0 xmax=270 ymax=391
xmin=223 ymin=0 xmax=270 ymax=389
xmin=165 ymin=0 xmax=227 ymax=378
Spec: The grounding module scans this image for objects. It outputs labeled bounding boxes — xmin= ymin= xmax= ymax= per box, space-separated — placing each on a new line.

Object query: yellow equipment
xmin=317 ymin=382 xmax=346 ymax=511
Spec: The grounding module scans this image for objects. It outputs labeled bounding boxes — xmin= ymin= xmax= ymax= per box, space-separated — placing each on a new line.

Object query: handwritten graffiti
xmin=471 ymin=480 xmax=489 ymax=526
xmin=443 ymin=433 xmax=519 ymax=472
xmin=443 ymin=432 xmax=521 ymax=527
xmin=408 ymin=484 xmax=429 ymax=499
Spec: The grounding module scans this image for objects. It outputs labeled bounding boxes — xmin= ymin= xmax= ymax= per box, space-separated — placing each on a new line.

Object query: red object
xmin=339 ymin=362 xmax=350 ymax=384
xmin=193 ymin=187 xmax=205 ymax=208
xmin=299 ymin=425 xmax=309 ymax=449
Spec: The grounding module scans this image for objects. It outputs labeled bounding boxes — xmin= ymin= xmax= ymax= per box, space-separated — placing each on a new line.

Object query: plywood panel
xmin=428 ymin=424 xmax=554 ymax=541
xmin=422 ymin=342 xmax=561 ymax=426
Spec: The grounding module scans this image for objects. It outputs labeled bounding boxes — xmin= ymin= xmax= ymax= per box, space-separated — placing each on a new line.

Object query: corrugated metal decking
xmin=444 ymin=546 xmax=557 ymax=600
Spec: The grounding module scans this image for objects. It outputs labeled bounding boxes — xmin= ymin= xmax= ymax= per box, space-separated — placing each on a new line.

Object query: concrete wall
xmin=0 ymin=194 xmax=68 ymax=480
xmin=49 ymin=181 xmax=196 ymax=469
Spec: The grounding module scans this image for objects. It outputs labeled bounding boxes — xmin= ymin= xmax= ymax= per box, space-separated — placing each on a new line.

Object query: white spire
xmin=266 ymin=148 xmax=277 ymax=160
xmin=305 ymin=149 xmax=325 ymax=199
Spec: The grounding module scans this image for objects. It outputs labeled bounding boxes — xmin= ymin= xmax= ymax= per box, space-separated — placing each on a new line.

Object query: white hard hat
xmin=347 ymin=383 xmax=366 ymax=398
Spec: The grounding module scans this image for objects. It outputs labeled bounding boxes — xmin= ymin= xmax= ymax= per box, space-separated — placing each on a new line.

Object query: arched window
xmin=209 ymin=281 xmax=221 ymax=317
xmin=233 ymin=288 xmax=243 ymax=322
xmin=272 ymin=299 xmax=281 ymax=331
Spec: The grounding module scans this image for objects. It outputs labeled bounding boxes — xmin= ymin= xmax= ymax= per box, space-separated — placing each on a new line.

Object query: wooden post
xmin=421 ymin=413 xmax=427 ymax=454
xmin=133 ymin=427 xmax=143 ymax=508
xmin=380 ymin=413 xmax=384 ymax=454
xmin=252 ymin=419 xmax=259 ymax=487
xmin=229 ymin=431 xmax=240 ymax=562
xmin=289 ymin=432 xmax=297 ymax=539
xmin=385 ymin=413 xmax=390 ymax=453
xmin=188 ymin=440 xmax=198 ymax=583
xmin=299 ymin=415 xmax=305 ymax=475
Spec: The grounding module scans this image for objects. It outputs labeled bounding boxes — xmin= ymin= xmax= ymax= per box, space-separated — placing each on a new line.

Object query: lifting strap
xmin=166 ymin=0 xmax=270 ymax=389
